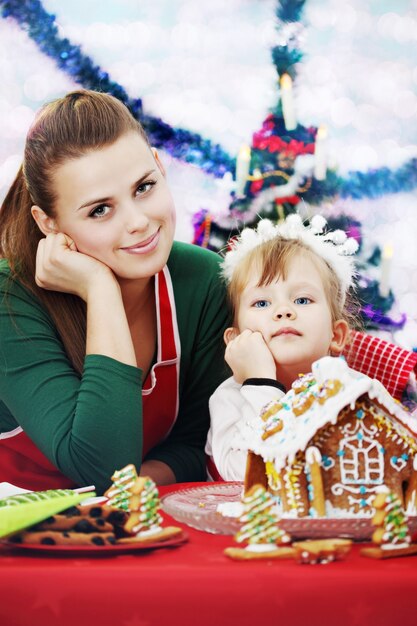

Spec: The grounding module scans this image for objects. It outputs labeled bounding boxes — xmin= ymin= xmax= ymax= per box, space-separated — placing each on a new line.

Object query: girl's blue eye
xmin=253 ymin=300 xmax=270 ymax=308
xmin=89 ymin=204 xmax=110 ymax=218
xmin=294 ymin=297 xmax=311 ymax=305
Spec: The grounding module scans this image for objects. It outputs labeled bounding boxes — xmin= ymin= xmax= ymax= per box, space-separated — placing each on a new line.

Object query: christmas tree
xmin=192 ymin=0 xmax=405 ymax=335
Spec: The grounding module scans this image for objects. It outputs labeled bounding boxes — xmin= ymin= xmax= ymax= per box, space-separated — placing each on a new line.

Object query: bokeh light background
xmin=1 ymin=0 xmax=417 ymax=346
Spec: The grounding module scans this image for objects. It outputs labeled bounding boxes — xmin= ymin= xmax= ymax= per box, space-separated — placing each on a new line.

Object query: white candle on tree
xmin=235 ymin=144 xmax=251 ymax=197
xmin=379 ymin=243 xmax=393 ymax=298
xmin=314 ymin=125 xmax=328 ymax=180
xmin=280 ymin=73 xmax=297 ymax=131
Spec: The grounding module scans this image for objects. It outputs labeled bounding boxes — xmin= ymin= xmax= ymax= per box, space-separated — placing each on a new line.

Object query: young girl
xmin=0 ymin=89 xmax=230 ymax=494
xmin=206 ymin=214 xmax=359 ymax=481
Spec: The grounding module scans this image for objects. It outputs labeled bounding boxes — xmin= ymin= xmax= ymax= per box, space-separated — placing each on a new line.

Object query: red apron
xmin=141 ymin=266 xmax=180 ymax=457
xmin=0 ymin=266 xmax=180 ymax=491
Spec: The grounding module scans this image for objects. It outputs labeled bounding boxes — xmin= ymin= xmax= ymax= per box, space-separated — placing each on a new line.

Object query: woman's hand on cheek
xmin=225 ymin=329 xmax=277 ymax=384
xmin=35 ymin=232 xmax=116 ymax=301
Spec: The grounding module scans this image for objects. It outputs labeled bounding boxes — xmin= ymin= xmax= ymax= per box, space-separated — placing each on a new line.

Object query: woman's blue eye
xmin=253 ymin=300 xmax=270 ymax=308
xmin=294 ymin=297 xmax=311 ymax=305
xmin=89 ymin=204 xmax=110 ymax=218
xmin=136 ymin=180 xmax=156 ymax=195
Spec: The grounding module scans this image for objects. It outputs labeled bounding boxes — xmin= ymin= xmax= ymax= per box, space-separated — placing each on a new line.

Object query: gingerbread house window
xmin=339 ymin=436 xmax=384 ymax=485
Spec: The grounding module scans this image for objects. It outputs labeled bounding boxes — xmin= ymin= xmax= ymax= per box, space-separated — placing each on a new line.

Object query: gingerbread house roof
xmin=232 ymin=356 xmax=417 ymax=471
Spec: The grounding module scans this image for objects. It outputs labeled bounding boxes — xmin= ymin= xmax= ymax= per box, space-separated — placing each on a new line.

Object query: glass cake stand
xmin=161 ymin=482 xmax=417 ymax=540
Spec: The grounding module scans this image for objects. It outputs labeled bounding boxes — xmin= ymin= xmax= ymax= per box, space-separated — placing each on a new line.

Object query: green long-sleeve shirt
xmin=0 ymin=241 xmax=230 ymax=494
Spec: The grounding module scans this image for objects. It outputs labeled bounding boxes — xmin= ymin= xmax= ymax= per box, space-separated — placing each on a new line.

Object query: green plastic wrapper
xmin=0 ymin=489 xmax=95 ymax=539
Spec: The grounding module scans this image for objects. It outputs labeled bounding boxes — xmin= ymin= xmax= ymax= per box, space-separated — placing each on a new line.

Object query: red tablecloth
xmin=1 ymin=482 xmax=416 ymax=626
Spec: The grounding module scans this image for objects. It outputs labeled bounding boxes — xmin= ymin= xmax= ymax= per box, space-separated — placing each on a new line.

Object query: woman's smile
xmin=120 ymin=229 xmax=160 ymax=254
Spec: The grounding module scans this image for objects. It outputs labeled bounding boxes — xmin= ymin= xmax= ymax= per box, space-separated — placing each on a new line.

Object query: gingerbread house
xmin=237 ymin=357 xmax=417 ymax=518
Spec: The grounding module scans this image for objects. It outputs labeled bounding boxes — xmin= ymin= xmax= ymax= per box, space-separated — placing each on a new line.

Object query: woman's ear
xmin=31 ymin=206 xmax=57 ymax=236
xmin=224 ymin=327 xmax=239 ymax=346
xmin=152 ymin=148 xmax=166 ymax=176
xmin=330 ymin=320 xmax=350 ymax=356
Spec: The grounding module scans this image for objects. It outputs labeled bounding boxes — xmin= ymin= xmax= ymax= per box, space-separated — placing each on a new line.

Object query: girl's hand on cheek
xmin=225 ymin=329 xmax=276 ymax=384
xmin=35 ymin=232 xmax=116 ymax=301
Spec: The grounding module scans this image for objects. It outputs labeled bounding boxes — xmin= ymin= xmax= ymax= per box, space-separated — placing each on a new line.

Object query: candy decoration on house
xmin=361 ymin=486 xmax=417 ymax=559
xmin=224 ymin=484 xmax=294 ymax=560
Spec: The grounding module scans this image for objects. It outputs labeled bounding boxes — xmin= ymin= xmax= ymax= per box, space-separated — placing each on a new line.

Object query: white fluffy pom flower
xmin=222 ymin=213 xmax=359 ymax=299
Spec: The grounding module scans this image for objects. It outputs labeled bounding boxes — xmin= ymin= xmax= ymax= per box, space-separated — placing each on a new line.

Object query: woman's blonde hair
xmin=227 ymin=236 xmax=359 ymax=329
xmin=0 ymin=90 xmax=150 ymax=374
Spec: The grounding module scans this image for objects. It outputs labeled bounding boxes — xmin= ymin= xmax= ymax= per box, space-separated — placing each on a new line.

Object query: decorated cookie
xmin=105 ymin=464 xmax=184 ymax=545
xmin=224 ymin=485 xmax=293 ymax=561
xmin=11 ymin=530 xmax=116 ymax=546
xmin=292 ymin=538 xmax=352 ymax=564
xmin=361 ymin=487 xmax=417 ymax=559
xmin=32 ymin=515 xmax=114 ymax=533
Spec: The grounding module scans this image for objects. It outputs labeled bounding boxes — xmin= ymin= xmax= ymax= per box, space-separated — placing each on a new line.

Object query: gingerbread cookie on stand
xmin=104 ymin=464 xmax=184 ymax=544
xmin=224 ymin=485 xmax=295 ymax=561
xmin=361 ymin=486 xmax=417 ymax=559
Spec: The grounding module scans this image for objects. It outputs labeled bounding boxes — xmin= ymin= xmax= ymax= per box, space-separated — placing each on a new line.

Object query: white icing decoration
xmin=133 ymin=525 xmax=162 ymax=538
xmin=381 ymin=543 xmax=410 ymax=551
xmin=245 ymin=543 xmax=281 ymax=553
xmin=375 ymin=485 xmax=390 ymax=494
xmin=339 ymin=421 xmax=384 ymax=485
xmin=406 ymin=499 xmax=417 ymax=516
xmin=390 ymin=456 xmax=408 ymax=472
xmin=305 ymin=446 xmax=321 ymax=465
xmin=217 ymin=502 xmax=244 ymax=518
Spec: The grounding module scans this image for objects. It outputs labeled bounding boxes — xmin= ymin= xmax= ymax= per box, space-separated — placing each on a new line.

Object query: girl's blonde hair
xmin=227 ymin=236 xmax=359 ymax=329
xmin=0 ymin=90 xmax=150 ymax=374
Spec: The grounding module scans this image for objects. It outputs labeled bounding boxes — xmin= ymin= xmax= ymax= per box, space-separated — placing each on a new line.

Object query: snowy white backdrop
xmin=1 ymin=0 xmax=417 ymax=347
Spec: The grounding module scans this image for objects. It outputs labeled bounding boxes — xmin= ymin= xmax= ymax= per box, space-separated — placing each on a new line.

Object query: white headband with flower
xmin=222 ymin=214 xmax=359 ymax=296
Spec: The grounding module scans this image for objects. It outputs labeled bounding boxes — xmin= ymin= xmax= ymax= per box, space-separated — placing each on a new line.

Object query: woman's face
xmin=48 ymin=131 xmax=176 ymax=282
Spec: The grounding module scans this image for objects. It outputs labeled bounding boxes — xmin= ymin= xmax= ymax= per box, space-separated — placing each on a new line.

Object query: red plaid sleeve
xmin=342 ymin=331 xmax=417 ymax=400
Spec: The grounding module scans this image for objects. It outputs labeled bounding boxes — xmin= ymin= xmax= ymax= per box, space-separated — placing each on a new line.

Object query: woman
xmin=0 ymin=90 xmax=230 ymax=494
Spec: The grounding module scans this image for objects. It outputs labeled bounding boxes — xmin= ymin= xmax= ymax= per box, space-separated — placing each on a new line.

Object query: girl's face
xmin=47 ymin=131 xmax=176 ymax=282
xmin=235 ymin=254 xmax=348 ymax=384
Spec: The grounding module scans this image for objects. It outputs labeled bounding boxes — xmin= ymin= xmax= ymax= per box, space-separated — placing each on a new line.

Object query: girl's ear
xmin=31 ymin=206 xmax=57 ymax=236
xmin=224 ymin=327 xmax=239 ymax=346
xmin=152 ymin=148 xmax=166 ymax=176
xmin=330 ymin=320 xmax=350 ymax=356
